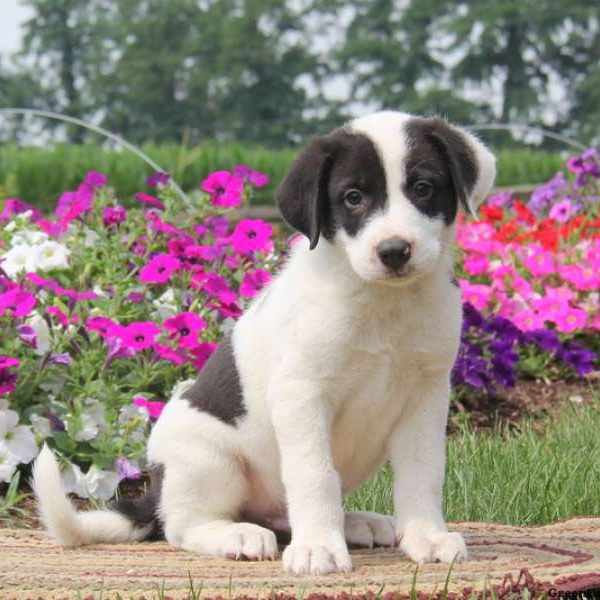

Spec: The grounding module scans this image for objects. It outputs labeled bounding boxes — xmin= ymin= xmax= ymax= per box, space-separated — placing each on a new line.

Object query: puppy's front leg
xmin=388 ymin=374 xmax=467 ymax=564
xmin=269 ymin=375 xmax=352 ymax=575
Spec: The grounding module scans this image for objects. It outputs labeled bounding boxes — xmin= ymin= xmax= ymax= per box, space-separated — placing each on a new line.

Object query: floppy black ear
xmin=427 ymin=120 xmax=496 ymax=216
xmin=276 ymin=137 xmax=333 ymax=250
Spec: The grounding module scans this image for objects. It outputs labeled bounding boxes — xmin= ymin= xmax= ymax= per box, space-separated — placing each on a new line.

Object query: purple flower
xmin=549 ymin=197 xmax=576 ymax=223
xmin=49 ymin=353 xmax=72 ymax=366
xmin=147 ymin=171 xmax=171 ymax=188
xmin=17 ymin=324 xmax=37 ymax=348
xmin=524 ymin=329 xmax=561 ymax=353
xmin=559 ymin=343 xmax=597 ymax=376
xmin=116 ymin=456 xmax=142 ymax=480
xmin=0 ymin=198 xmax=43 ymax=222
xmin=487 ymin=191 xmax=512 ymax=208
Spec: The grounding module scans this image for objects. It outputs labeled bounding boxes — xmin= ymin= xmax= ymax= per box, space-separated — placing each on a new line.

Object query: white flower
xmin=61 ymin=460 xmax=120 ymax=500
xmin=30 ymin=414 xmax=52 ymax=440
xmin=68 ymin=399 xmax=107 ymax=442
xmin=152 ymin=288 xmax=178 ymax=319
xmin=11 ymin=230 xmax=49 ymax=247
xmin=118 ymin=404 xmax=149 ymax=443
xmin=0 ymin=400 xmax=38 ymax=467
xmin=0 ymin=442 xmax=19 ymax=483
xmin=83 ymin=228 xmax=100 ymax=247
xmin=26 ymin=311 xmax=52 ymax=355
xmin=35 ymin=241 xmax=70 ymax=271
xmin=1 ymin=244 xmax=37 ymax=278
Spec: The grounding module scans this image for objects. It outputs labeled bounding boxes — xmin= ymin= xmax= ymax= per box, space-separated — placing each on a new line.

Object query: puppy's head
xmin=277 ymin=111 xmax=496 ymax=283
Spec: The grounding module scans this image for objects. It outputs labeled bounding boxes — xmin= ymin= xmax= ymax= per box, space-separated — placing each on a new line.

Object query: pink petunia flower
xmin=0 ymin=198 xmax=42 ymax=223
xmin=521 ymin=244 xmax=555 ymax=278
xmin=119 ymin=322 xmax=162 ymax=352
xmin=549 ymin=198 xmax=576 ymax=223
xmin=240 ymin=269 xmax=272 ymax=298
xmin=190 ymin=343 xmax=217 ymax=370
xmin=163 ymin=312 xmax=207 ymax=348
xmin=512 ymin=309 xmax=545 ymax=332
xmin=0 ymin=356 xmax=19 ymax=369
xmin=139 ymin=254 xmax=180 ymax=284
xmin=153 ymin=343 xmax=185 ymax=365
xmin=554 ymin=306 xmax=588 ymax=333
xmin=147 ymin=172 xmax=171 ymax=188
xmin=102 ymin=205 xmax=127 ymax=226
xmin=133 ymin=395 xmax=166 ymax=420
xmin=458 ymin=280 xmax=490 ymax=311
xmin=230 ymin=219 xmax=273 ymax=254
xmin=463 ymin=254 xmax=490 ymax=276
xmin=184 ymin=244 xmax=225 ymax=263
xmin=200 ymin=171 xmax=244 ymax=208
xmin=84 ymin=171 xmax=108 ymax=189
xmin=0 ymin=288 xmax=36 ymax=318
xmin=199 ymin=273 xmax=238 ymax=305
xmin=135 ymin=192 xmax=165 ymax=211
xmin=559 ymin=264 xmax=600 ymax=291
xmin=233 ymin=165 xmax=270 ymax=188
xmin=86 ymin=316 xmax=120 ymax=338
xmin=47 ymin=306 xmax=73 ymax=327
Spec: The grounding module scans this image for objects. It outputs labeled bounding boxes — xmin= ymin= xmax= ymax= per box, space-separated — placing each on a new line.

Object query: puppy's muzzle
xmin=376 ymin=237 xmax=412 ymax=271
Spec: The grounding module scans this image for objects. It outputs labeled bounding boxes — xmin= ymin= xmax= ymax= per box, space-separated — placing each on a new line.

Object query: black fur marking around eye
xmin=404 ymin=118 xmax=478 ymax=225
xmin=322 ymin=130 xmax=388 ymax=239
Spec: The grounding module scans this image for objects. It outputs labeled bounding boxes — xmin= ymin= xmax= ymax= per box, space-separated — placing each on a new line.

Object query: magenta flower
xmin=200 ymin=171 xmax=244 ymax=208
xmin=47 ymin=306 xmax=71 ymax=327
xmin=147 ymin=171 xmax=171 ymax=188
xmin=549 ymin=198 xmax=576 ymax=223
xmin=240 ymin=269 xmax=272 ymax=298
xmin=199 ymin=273 xmax=237 ymax=305
xmin=233 ymin=165 xmax=270 ymax=188
xmin=119 ymin=322 xmax=161 ymax=351
xmin=184 ymin=244 xmax=225 ymax=262
xmin=26 ymin=273 xmax=98 ymax=303
xmin=206 ymin=215 xmax=230 ymax=237
xmin=55 ymin=184 xmax=93 ymax=225
xmin=153 ymin=343 xmax=185 ymax=365
xmin=139 ymin=254 xmax=180 ymax=284
xmin=230 ymin=219 xmax=273 ymax=254
xmin=16 ymin=324 xmax=37 ymax=348
xmin=164 ymin=312 xmax=207 ymax=348
xmin=0 ymin=198 xmax=42 ymax=222
xmin=133 ymin=395 xmax=166 ymax=420
xmin=84 ymin=171 xmax=108 ymax=189
xmin=190 ymin=343 xmax=217 ymax=369
xmin=135 ymin=192 xmax=165 ymax=211
xmin=86 ymin=316 xmax=120 ymax=338
xmin=102 ymin=205 xmax=127 ymax=226
xmin=458 ymin=280 xmax=490 ymax=311
xmin=0 ymin=288 xmax=36 ymax=318
xmin=0 ymin=356 xmax=19 ymax=369
xmin=554 ymin=307 xmax=588 ymax=333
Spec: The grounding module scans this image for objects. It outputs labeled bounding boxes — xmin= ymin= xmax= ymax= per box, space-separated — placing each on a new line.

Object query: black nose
xmin=376 ymin=238 xmax=412 ymax=270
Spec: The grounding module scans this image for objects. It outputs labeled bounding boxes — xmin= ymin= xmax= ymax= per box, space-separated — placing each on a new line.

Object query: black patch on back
xmin=404 ymin=117 xmax=478 ymax=224
xmin=276 ymin=129 xmax=388 ymax=246
xmin=112 ymin=464 xmax=164 ymax=541
xmin=181 ymin=333 xmax=246 ymax=426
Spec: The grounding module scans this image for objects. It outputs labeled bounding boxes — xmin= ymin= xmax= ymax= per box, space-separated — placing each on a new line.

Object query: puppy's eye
xmin=414 ymin=181 xmax=433 ymax=199
xmin=344 ymin=189 xmax=363 ymax=207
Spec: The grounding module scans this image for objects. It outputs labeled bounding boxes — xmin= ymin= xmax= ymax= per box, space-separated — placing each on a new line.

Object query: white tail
xmin=32 ymin=445 xmax=150 ymax=546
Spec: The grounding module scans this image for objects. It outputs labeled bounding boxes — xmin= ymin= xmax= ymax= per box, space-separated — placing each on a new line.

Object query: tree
xmin=20 ymin=0 xmax=111 ymax=141
xmin=443 ymin=0 xmax=600 ymax=128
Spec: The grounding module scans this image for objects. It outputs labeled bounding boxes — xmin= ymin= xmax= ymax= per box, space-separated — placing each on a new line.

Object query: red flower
xmin=479 ymin=205 xmax=504 ymax=222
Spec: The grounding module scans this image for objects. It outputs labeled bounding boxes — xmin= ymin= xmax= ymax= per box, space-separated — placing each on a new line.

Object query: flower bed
xmin=1 ymin=151 xmax=598 ymax=499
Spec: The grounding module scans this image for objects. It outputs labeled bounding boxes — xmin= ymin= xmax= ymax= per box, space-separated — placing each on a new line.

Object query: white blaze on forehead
xmin=348 ymin=111 xmax=413 ymax=195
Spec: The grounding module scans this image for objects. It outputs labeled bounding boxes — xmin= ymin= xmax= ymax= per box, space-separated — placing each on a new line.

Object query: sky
xmin=0 ymin=0 xmax=32 ymax=57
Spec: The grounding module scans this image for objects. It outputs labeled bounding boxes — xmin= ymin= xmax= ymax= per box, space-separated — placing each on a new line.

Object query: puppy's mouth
xmin=371 ymin=267 xmax=418 ymax=285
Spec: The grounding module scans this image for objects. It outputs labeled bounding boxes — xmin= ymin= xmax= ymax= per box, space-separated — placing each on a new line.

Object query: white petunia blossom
xmin=152 ymin=288 xmax=178 ymax=320
xmin=34 ymin=241 xmax=71 ymax=271
xmin=11 ymin=230 xmax=49 ymax=247
xmin=0 ymin=399 xmax=38 ymax=482
xmin=67 ymin=398 xmax=107 ymax=442
xmin=26 ymin=311 xmax=52 ymax=355
xmin=83 ymin=228 xmax=100 ymax=247
xmin=1 ymin=244 xmax=38 ymax=278
xmin=30 ymin=414 xmax=52 ymax=440
xmin=61 ymin=460 xmax=120 ymax=500
xmin=0 ymin=442 xmax=19 ymax=483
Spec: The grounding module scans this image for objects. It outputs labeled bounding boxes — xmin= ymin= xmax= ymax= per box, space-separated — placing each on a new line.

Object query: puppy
xmin=33 ymin=111 xmax=495 ymax=575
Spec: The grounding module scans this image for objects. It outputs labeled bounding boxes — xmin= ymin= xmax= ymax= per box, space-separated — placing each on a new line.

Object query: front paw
xmin=283 ymin=537 xmax=353 ymax=575
xmin=400 ymin=525 xmax=467 ymax=564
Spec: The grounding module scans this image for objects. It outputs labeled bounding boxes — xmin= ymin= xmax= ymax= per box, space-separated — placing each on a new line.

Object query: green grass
xmin=345 ymin=397 xmax=600 ymax=525
xmin=0 ymin=143 xmax=566 ymax=213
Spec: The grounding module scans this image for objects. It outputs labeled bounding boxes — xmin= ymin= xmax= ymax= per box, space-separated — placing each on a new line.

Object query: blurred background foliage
xmin=0 ymin=0 xmax=598 ymax=204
